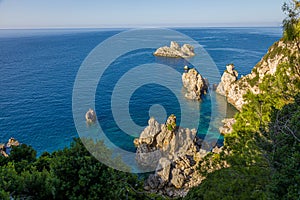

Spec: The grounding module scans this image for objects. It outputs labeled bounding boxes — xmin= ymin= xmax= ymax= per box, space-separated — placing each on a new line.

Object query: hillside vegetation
xmin=0 ymin=1 xmax=299 ymax=199
xmin=184 ymin=1 xmax=300 ymax=199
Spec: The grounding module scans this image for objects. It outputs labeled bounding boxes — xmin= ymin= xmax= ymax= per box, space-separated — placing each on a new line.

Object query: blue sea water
xmin=0 ymin=27 xmax=282 ymax=156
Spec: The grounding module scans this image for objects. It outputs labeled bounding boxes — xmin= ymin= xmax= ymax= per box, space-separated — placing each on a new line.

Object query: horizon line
xmin=0 ymin=25 xmax=283 ymax=30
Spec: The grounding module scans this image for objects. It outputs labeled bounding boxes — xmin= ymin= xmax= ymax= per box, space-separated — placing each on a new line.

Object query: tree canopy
xmin=185 ymin=2 xmax=300 ymax=198
xmin=0 ymin=138 xmax=162 ymax=200
xmin=282 ymin=0 xmax=300 ymax=47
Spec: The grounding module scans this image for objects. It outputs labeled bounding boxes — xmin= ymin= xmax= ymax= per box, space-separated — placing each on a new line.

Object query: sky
xmin=0 ymin=0 xmax=286 ymax=28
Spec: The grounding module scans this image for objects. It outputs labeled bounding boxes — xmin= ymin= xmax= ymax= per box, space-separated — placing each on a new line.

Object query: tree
xmin=185 ymin=98 xmax=300 ymax=200
xmin=184 ymin=166 xmax=269 ymax=200
xmin=0 ymin=138 xmax=155 ymax=199
xmin=258 ymin=96 xmax=300 ymax=199
xmin=8 ymin=143 xmax=37 ymax=173
xmin=282 ymin=0 xmax=300 ymax=48
xmin=185 ymin=12 xmax=300 ymax=197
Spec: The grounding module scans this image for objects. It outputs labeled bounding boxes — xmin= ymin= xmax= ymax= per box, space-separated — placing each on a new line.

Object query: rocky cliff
xmin=182 ymin=68 xmax=208 ymax=101
xmin=134 ymin=115 xmax=224 ymax=197
xmin=154 ymin=41 xmax=195 ymax=58
xmin=216 ymin=40 xmax=300 ymax=111
xmin=216 ymin=64 xmax=238 ymax=97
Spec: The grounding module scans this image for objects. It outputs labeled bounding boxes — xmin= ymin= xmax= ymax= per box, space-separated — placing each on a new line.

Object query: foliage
xmin=184 ymin=166 xmax=270 ymax=200
xmin=1 ymin=2 xmax=299 ymax=199
xmin=9 ymin=144 xmax=37 ymax=173
xmin=186 ymin=96 xmax=300 ymax=199
xmin=282 ymin=0 xmax=300 ymax=47
xmin=186 ymin=13 xmax=300 ymax=197
xmin=258 ymin=95 xmax=300 ymax=199
xmin=0 ymin=138 xmax=156 ymax=200
xmin=167 ymin=124 xmax=173 ymax=131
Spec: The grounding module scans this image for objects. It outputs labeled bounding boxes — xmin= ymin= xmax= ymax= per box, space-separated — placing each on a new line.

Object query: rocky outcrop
xmin=0 ymin=137 xmax=20 ymax=157
xmin=85 ymin=108 xmax=96 ymax=124
xmin=182 ymin=68 xmax=208 ymax=101
xmin=7 ymin=137 xmax=20 ymax=147
xmin=216 ymin=64 xmax=238 ymax=96
xmin=219 ymin=118 xmax=236 ymax=135
xmin=134 ymin=115 xmax=213 ymax=197
xmin=216 ymin=40 xmax=300 ymax=111
xmin=0 ymin=143 xmax=6 ymax=157
xmin=154 ymin=41 xmax=195 ymax=58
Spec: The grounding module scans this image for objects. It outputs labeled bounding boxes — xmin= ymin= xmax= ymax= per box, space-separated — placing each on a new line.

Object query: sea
xmin=0 ymin=27 xmax=282 ymax=162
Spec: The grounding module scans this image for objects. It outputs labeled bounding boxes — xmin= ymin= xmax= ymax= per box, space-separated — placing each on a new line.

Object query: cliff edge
xmin=216 ymin=40 xmax=300 ymax=111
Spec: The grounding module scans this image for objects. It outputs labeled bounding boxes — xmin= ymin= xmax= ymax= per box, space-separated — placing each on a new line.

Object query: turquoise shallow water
xmin=0 ymin=27 xmax=282 ymax=156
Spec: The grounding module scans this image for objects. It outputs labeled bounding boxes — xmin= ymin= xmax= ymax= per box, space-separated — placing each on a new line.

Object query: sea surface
xmin=0 ymin=27 xmax=282 ymax=158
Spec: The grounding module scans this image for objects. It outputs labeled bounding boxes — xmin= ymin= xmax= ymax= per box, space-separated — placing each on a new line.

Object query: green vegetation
xmin=1 ymin=2 xmax=299 ymax=200
xmin=259 ymin=95 xmax=300 ymax=199
xmin=246 ymin=68 xmax=260 ymax=87
xmin=185 ymin=166 xmax=270 ymax=199
xmin=263 ymin=41 xmax=291 ymax=61
xmin=282 ymin=0 xmax=300 ymax=48
xmin=0 ymin=138 xmax=161 ymax=200
xmin=184 ymin=2 xmax=300 ymax=199
xmin=185 ymin=95 xmax=300 ymax=199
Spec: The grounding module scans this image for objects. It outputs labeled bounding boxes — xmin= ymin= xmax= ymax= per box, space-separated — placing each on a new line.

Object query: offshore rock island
xmin=216 ymin=64 xmax=239 ymax=99
xmin=154 ymin=41 xmax=195 ymax=58
xmin=182 ymin=68 xmax=209 ymax=101
xmin=134 ymin=115 xmax=226 ymax=197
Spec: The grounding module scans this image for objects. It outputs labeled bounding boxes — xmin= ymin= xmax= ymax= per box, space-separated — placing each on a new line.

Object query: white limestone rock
xmin=135 ymin=115 xmax=212 ymax=197
xmin=182 ymin=68 xmax=208 ymax=100
xmin=85 ymin=108 xmax=96 ymax=124
xmin=154 ymin=41 xmax=195 ymax=58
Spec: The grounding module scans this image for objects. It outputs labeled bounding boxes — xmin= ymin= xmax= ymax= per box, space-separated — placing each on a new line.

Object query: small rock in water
xmin=85 ymin=108 xmax=96 ymax=124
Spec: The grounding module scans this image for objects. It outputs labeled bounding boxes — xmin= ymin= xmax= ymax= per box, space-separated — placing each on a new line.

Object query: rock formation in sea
xmin=182 ymin=68 xmax=208 ymax=101
xmin=216 ymin=64 xmax=238 ymax=96
xmin=154 ymin=41 xmax=195 ymax=58
xmin=216 ymin=40 xmax=300 ymax=111
xmin=216 ymin=64 xmax=240 ymax=107
xmin=85 ymin=108 xmax=96 ymax=124
xmin=134 ymin=115 xmax=222 ymax=197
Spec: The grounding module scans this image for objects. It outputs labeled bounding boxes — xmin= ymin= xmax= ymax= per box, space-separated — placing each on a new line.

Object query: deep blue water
xmin=0 ymin=27 xmax=282 ymax=156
